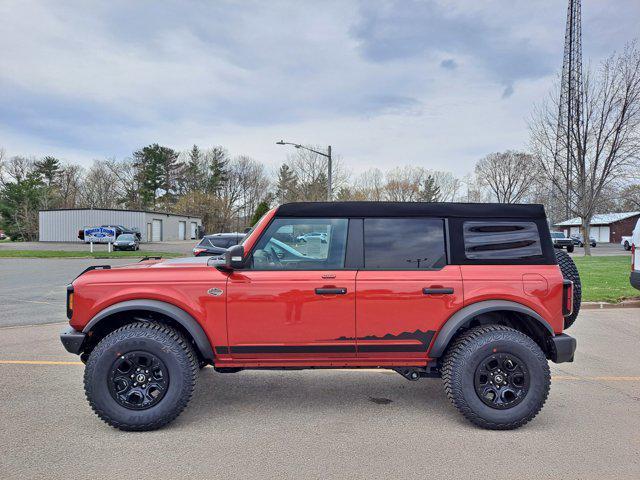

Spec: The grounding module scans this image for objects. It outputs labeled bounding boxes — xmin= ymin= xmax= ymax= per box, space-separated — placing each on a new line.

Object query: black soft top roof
xmin=275 ymin=202 xmax=547 ymax=219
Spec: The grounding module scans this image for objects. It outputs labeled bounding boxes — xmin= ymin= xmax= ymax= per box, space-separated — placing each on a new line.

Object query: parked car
xmin=62 ymin=202 xmax=579 ymax=431
xmin=193 ymin=233 xmax=244 ymax=256
xmin=550 ymin=231 xmax=575 ymax=252
xmin=0 ymin=232 xmax=6 ymax=240
xmin=113 ymin=234 xmax=140 ymax=251
xmin=78 ymin=225 xmax=141 ymax=242
xmin=622 ymin=235 xmax=633 ymax=251
xmin=630 ymin=219 xmax=639 ymax=291
xmin=296 ymin=231 xmax=328 ymax=243
xmin=570 ymin=234 xmax=596 ymax=248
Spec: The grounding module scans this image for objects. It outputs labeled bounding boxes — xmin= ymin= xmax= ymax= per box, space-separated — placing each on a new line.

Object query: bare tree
xmin=430 ymin=170 xmax=462 ymax=201
xmin=475 ymin=151 xmax=538 ymax=203
xmin=81 ymin=160 xmax=121 ymax=208
xmin=286 ymin=147 xmax=349 ymax=202
xmin=353 ymin=168 xmax=385 ymax=200
xmin=531 ymin=42 xmax=640 ymax=255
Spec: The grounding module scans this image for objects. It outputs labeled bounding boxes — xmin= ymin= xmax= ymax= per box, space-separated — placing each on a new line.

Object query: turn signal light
xmin=66 ymin=285 xmax=74 ymax=320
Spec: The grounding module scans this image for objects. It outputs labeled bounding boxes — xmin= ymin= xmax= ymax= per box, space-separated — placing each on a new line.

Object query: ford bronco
xmin=60 ymin=202 xmax=579 ymax=431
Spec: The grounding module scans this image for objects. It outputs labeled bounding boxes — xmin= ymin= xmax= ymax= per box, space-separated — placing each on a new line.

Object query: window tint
xmin=464 ymin=221 xmax=542 ymax=260
xmin=251 ymin=218 xmax=348 ymax=270
xmin=364 ymin=218 xmax=446 ymax=269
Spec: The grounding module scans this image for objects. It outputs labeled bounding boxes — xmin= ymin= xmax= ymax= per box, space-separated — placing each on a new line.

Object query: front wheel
xmin=624 ymin=241 xmax=631 ymax=251
xmin=566 ymin=244 xmax=574 ymax=253
xmin=84 ymin=322 xmax=198 ymax=431
xmin=442 ymin=325 xmax=550 ymax=430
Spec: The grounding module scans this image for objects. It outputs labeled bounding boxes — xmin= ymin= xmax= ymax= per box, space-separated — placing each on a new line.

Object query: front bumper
xmin=631 ymin=271 xmax=640 ymax=291
xmin=549 ymin=333 xmax=577 ymax=363
xmin=60 ymin=326 xmax=86 ymax=354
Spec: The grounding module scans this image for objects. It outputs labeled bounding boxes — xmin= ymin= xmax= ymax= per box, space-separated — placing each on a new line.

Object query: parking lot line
xmin=0 ymin=360 xmax=83 ymax=365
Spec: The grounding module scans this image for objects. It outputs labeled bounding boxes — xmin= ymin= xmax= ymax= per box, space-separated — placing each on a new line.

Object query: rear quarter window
xmin=463 ymin=221 xmax=542 ymax=260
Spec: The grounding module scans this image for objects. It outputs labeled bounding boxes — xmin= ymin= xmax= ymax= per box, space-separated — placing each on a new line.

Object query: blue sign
xmin=84 ymin=226 xmax=116 ymax=243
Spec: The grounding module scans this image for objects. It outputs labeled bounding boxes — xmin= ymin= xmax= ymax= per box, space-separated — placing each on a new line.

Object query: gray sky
xmin=1 ymin=0 xmax=638 ymax=177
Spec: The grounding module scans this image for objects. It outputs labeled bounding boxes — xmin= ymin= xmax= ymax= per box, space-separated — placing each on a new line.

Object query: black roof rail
xmin=74 ymin=265 xmax=111 ymax=280
xmin=139 ymin=256 xmax=162 ymax=262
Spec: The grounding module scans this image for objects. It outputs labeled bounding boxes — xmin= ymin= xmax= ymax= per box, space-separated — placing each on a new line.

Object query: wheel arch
xmin=429 ymin=300 xmax=554 ymax=359
xmin=82 ymin=299 xmax=215 ymax=362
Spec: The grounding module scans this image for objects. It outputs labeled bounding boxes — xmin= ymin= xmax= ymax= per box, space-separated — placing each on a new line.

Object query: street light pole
xmin=276 ymin=140 xmax=333 ymax=201
xmin=326 ymin=145 xmax=332 ymax=201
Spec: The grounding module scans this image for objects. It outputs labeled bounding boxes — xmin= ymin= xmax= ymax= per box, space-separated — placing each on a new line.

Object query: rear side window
xmin=463 ymin=222 xmax=542 ymax=260
xmin=364 ymin=218 xmax=446 ymax=269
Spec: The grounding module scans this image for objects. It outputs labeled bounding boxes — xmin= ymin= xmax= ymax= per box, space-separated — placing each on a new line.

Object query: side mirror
xmin=223 ymin=244 xmax=245 ymax=271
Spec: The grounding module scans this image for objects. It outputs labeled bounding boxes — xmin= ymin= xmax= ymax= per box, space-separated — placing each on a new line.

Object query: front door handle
xmin=315 ymin=288 xmax=347 ymax=295
xmin=423 ymin=287 xmax=454 ymax=295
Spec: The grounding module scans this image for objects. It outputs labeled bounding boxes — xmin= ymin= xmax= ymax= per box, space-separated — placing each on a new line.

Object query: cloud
xmin=440 ymin=59 xmax=458 ymax=70
xmin=0 ymin=0 xmax=638 ymax=175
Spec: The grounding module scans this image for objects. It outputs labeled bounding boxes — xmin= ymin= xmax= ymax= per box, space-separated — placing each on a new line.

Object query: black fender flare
xmin=83 ymin=299 xmax=215 ymax=361
xmin=428 ymin=300 xmax=554 ymax=358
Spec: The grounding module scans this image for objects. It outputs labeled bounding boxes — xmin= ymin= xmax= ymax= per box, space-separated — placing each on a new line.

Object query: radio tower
xmin=554 ymin=0 xmax=583 ymax=221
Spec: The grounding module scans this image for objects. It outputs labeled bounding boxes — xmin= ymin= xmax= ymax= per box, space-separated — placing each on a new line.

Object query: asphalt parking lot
xmin=1 ymin=258 xmax=639 ymax=479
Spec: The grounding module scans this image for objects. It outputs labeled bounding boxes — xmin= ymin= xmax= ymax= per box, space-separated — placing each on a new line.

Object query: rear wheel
xmin=555 ymin=250 xmax=581 ymax=329
xmin=442 ymin=325 xmax=550 ymax=430
xmin=84 ymin=322 xmax=197 ymax=431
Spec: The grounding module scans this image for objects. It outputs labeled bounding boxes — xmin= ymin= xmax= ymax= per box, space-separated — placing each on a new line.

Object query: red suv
xmin=61 ymin=202 xmax=579 ymax=431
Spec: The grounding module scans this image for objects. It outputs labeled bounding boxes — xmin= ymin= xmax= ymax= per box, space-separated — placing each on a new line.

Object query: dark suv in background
xmin=193 ymin=233 xmax=244 ymax=256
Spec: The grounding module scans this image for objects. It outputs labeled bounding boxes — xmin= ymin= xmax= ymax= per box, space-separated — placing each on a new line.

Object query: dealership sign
xmin=84 ymin=226 xmax=116 ymax=243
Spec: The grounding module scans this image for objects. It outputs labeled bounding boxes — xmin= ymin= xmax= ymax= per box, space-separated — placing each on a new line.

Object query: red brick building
xmin=554 ymin=211 xmax=640 ymax=243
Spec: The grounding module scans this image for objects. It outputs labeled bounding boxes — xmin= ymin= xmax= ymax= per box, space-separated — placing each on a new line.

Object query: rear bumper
xmin=60 ymin=326 xmax=86 ymax=355
xmin=631 ymin=271 xmax=640 ymax=290
xmin=549 ymin=333 xmax=576 ymax=363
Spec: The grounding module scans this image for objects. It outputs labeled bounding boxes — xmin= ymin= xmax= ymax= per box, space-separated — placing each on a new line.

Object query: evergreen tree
xmin=250 ymin=201 xmax=270 ymax=226
xmin=275 ymin=164 xmax=298 ymax=204
xmin=205 ymin=146 xmax=228 ymax=195
xmin=132 ymin=144 xmax=179 ymax=209
xmin=34 ymin=156 xmax=60 ymax=187
xmin=418 ymin=174 xmax=441 ymax=202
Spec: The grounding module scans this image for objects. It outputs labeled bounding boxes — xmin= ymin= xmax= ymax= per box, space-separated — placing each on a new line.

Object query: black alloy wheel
xmin=474 ymin=353 xmax=529 ymax=409
xmin=108 ymin=351 xmax=169 ymax=410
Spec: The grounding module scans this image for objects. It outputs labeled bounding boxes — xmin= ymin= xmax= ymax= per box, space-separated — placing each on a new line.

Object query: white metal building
xmin=39 ymin=209 xmax=202 ymax=243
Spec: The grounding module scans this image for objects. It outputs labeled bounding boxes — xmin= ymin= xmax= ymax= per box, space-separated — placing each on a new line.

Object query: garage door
xmin=178 ymin=221 xmax=186 ymax=240
xmin=593 ymin=226 xmax=610 ymax=243
xmin=152 ymin=219 xmax=162 ymax=242
xmin=190 ymin=222 xmax=197 ymax=240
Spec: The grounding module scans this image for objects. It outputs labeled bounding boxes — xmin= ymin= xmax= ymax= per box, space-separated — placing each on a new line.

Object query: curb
xmin=582 ymin=300 xmax=640 ymax=309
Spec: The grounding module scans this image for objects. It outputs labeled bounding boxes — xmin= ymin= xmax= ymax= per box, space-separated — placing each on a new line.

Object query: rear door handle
xmin=423 ymin=288 xmax=454 ymax=295
xmin=315 ymin=288 xmax=347 ymax=295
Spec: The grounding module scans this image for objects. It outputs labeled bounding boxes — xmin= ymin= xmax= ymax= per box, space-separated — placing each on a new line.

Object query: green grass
xmin=573 ymin=255 xmax=638 ymax=303
xmin=0 ymin=250 xmax=181 ymax=259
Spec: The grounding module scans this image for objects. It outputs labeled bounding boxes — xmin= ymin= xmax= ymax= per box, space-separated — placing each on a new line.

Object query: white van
xmin=631 ymin=218 xmax=640 ymax=290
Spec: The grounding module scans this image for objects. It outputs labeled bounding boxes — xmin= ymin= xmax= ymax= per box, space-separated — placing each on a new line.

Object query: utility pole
xmin=276 ymin=141 xmax=333 ymax=201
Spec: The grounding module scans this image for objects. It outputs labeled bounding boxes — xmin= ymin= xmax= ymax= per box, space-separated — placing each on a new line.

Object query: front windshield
xmin=117 ymin=234 xmax=134 ymax=241
xmin=551 ymin=232 xmax=564 ymax=238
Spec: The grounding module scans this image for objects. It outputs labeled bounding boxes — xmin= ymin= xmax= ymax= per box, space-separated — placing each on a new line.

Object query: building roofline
xmin=38 ymin=208 xmax=201 ymax=219
xmin=554 ymin=211 xmax=640 ymax=226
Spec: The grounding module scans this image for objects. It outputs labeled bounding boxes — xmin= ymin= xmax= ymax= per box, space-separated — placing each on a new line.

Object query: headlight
xmin=129 ymin=242 xmax=135 ymax=246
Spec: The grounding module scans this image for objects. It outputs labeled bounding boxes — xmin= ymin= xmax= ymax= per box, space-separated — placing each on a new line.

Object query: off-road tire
xmin=566 ymin=244 xmax=574 ymax=253
xmin=624 ymin=240 xmax=631 ymax=251
xmin=84 ymin=322 xmax=198 ymax=431
xmin=555 ymin=249 xmax=581 ymax=329
xmin=442 ymin=325 xmax=550 ymax=430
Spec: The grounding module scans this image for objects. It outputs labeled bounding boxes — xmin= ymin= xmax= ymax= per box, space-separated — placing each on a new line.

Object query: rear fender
xmin=429 ymin=300 xmax=553 ymax=358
